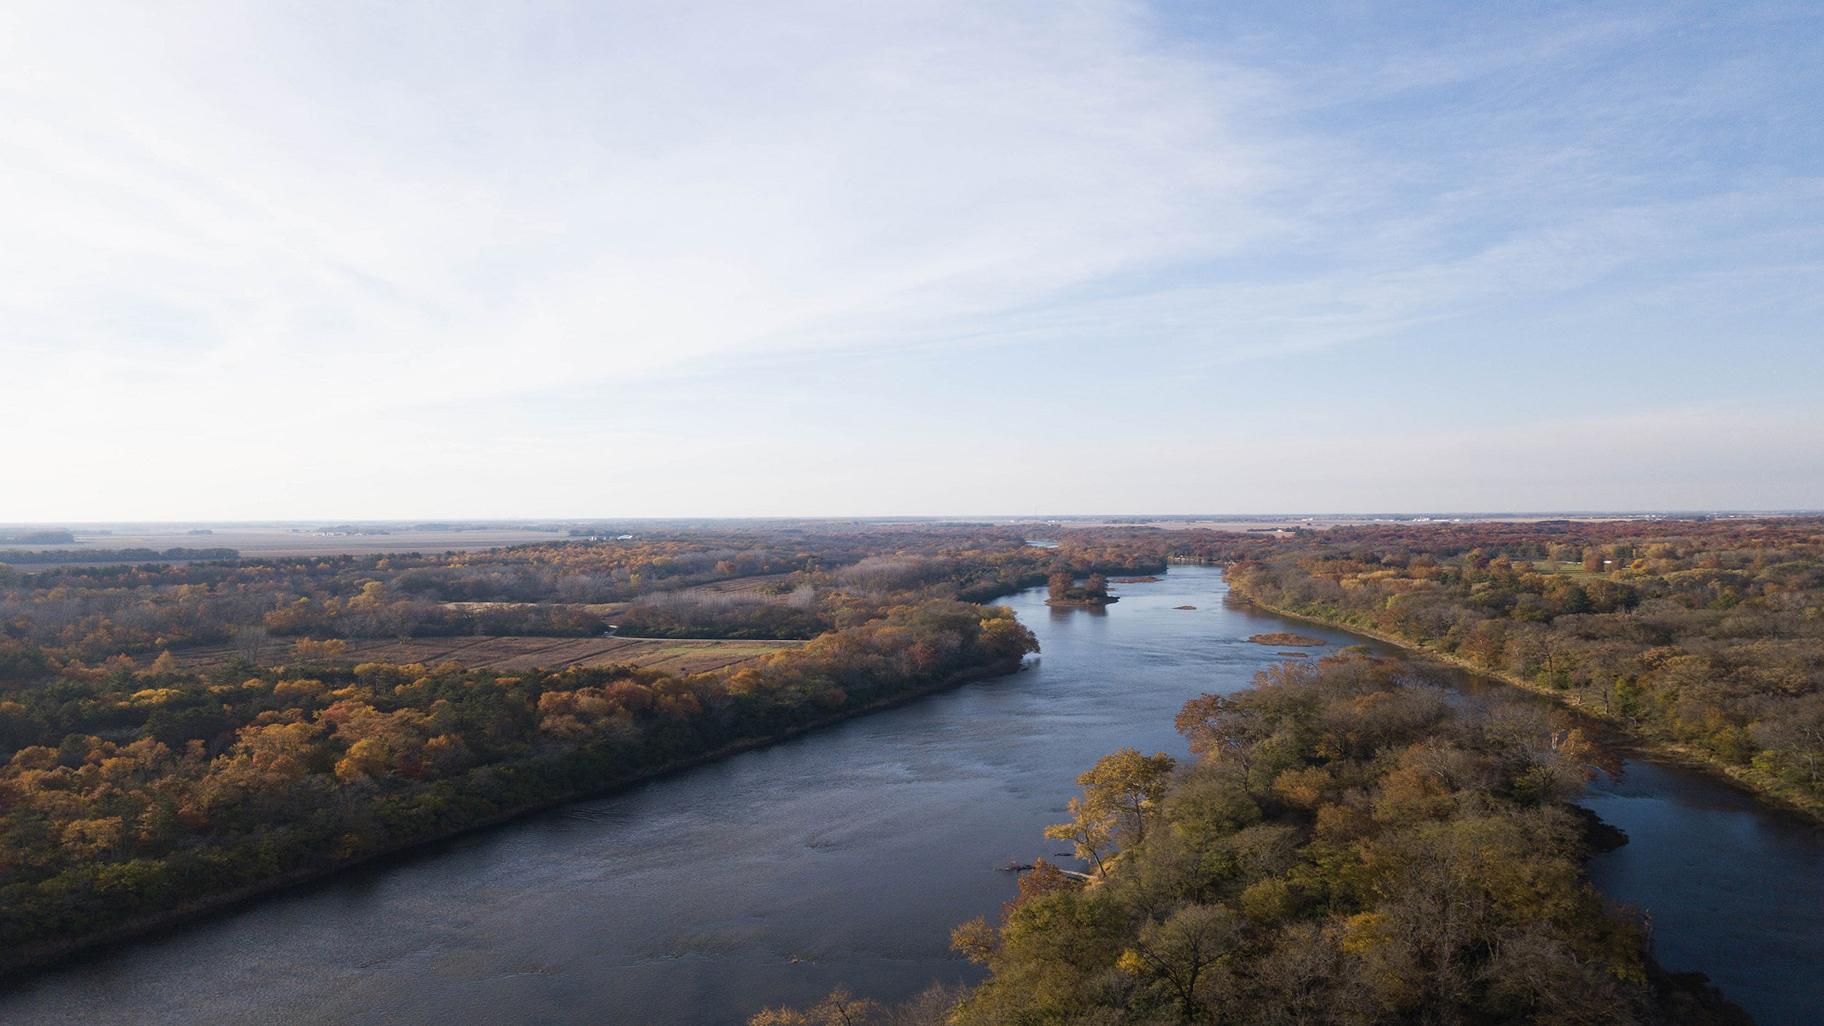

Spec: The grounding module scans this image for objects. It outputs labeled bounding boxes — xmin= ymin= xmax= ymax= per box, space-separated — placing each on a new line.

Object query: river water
xmin=2 ymin=567 xmax=1820 ymax=1025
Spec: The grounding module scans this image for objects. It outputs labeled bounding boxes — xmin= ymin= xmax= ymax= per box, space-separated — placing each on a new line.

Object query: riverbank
xmin=9 ymin=563 xmax=1820 ymax=1026
xmin=0 ymin=655 xmax=1028 ymax=977
xmin=950 ymin=617 xmax=1754 ymax=1026
xmin=1225 ymin=582 xmax=1824 ymax=827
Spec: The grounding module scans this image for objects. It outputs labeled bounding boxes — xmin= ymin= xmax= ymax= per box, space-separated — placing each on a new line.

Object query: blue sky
xmin=3 ymin=1 xmax=1820 ymax=519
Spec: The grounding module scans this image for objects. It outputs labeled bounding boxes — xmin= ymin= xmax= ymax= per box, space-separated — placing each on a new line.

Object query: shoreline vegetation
xmin=1230 ymin=584 xmax=1824 ymax=826
xmin=761 ymin=651 xmax=1752 ymax=1026
xmin=0 ymin=528 xmax=1179 ymax=975
xmin=3 ymin=654 xmax=1029 ymax=976
xmin=1157 ymin=518 xmax=1824 ymax=830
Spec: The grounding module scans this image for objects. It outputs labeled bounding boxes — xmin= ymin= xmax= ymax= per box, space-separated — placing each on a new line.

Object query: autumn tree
xmin=1045 ymin=747 xmax=1175 ymax=875
xmin=1175 ymin=694 xmax=1266 ymax=794
xmin=953 ymin=652 xmax=1737 ymax=1026
xmin=749 ymin=989 xmax=878 ymax=1026
xmin=291 ymin=637 xmax=349 ymax=662
xmin=1756 ymin=693 xmax=1824 ymax=787
xmin=1116 ymin=904 xmax=1238 ymax=1022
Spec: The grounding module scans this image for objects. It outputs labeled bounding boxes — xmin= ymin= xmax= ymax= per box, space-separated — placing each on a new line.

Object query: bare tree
xmin=234 ymin=626 xmax=270 ymax=664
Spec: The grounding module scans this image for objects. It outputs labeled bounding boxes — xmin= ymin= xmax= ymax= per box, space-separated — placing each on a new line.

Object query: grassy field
xmin=441 ymin=600 xmax=632 ymax=617
xmin=170 ymin=635 xmax=802 ymax=674
xmin=1528 ymin=560 xmax=1604 ymax=576
xmin=664 ymin=572 xmax=801 ymax=598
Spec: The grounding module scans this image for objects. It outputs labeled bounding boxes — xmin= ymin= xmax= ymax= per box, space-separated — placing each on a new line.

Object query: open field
xmin=0 ymin=523 xmax=577 ymax=561
xmin=665 ymin=572 xmax=800 ymax=599
xmin=171 ymin=635 xmax=802 ymax=674
xmin=1526 ymin=561 xmax=1609 ymax=576
xmin=441 ymin=600 xmax=633 ymax=617
xmin=1016 ymin=513 xmax=1740 ymax=533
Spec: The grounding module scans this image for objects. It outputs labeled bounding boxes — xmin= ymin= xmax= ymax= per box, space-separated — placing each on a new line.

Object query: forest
xmin=1213 ymin=518 xmax=1824 ymax=817
xmin=0 ymin=525 xmax=1180 ymax=970
xmin=0 ymin=599 xmax=1038 ymax=968
xmin=0 ymin=525 xmax=1163 ymax=672
xmin=755 ymin=653 xmax=1750 ymax=1026
xmin=8 ymin=515 xmax=1820 ymax=1008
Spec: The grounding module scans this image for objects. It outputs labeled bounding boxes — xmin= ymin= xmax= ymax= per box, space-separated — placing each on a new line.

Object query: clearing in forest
xmin=165 ymin=635 xmax=802 ymax=674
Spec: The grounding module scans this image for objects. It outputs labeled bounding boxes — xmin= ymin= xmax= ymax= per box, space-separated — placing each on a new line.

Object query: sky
xmin=3 ymin=1 xmax=1821 ymax=520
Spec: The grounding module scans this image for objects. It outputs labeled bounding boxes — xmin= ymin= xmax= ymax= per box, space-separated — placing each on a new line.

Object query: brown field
xmin=1048 ymin=514 xmax=1667 ymax=532
xmin=441 ymin=600 xmax=633 ymax=617
xmin=426 ymin=577 xmax=801 ymax=620
xmin=663 ymin=572 xmax=800 ymax=599
xmin=171 ymin=635 xmax=803 ymax=674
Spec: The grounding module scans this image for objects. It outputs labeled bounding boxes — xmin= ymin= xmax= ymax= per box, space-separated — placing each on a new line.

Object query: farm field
xmin=441 ymin=600 xmax=632 ymax=617
xmin=669 ymin=572 xmax=799 ymax=597
xmin=0 ymin=523 xmax=577 ymax=561
xmin=170 ymin=635 xmax=803 ymax=674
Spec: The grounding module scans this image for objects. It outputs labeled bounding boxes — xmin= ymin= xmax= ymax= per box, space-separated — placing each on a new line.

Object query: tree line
xmin=0 ymin=546 xmax=239 ymax=565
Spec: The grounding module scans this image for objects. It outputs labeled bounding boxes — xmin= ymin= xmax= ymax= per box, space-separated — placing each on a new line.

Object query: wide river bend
xmin=2 ymin=567 xmax=1820 ymax=1024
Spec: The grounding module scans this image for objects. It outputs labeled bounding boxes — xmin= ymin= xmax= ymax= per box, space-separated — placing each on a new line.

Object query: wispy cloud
xmin=2 ymin=1 xmax=1819 ymax=518
xmin=2 ymin=3 xmax=1283 ymax=402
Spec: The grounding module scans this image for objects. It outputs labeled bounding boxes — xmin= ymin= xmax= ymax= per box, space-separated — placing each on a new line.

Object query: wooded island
xmin=1047 ymin=571 xmax=1117 ymax=606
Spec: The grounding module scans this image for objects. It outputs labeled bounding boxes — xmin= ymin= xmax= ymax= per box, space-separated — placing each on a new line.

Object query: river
xmin=2 ymin=567 xmax=1820 ymax=1024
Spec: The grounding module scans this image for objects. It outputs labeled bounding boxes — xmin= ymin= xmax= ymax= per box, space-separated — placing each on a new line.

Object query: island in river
xmin=1046 ymin=570 xmax=1117 ymax=606
xmin=1246 ymin=630 xmax=1326 ymax=646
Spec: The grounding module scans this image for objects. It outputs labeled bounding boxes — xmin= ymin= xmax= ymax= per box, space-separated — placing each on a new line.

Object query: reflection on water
xmin=1 ymin=567 xmax=1820 ymax=1025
